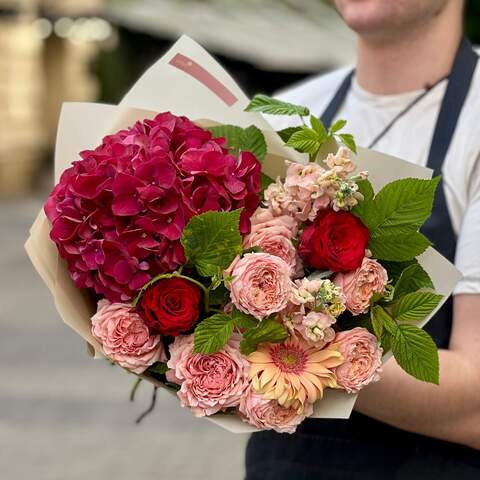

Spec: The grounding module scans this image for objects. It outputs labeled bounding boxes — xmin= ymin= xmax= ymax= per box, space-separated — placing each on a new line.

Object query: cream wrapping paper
xmin=25 ymin=36 xmax=462 ymax=433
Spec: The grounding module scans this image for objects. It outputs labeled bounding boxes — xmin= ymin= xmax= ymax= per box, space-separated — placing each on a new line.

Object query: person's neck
xmin=356 ymin=19 xmax=463 ymax=95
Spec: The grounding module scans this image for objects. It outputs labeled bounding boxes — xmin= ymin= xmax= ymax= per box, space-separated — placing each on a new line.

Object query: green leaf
xmin=207 ymin=124 xmax=243 ymax=152
xmin=193 ymin=314 xmax=235 ymax=354
xmin=368 ymin=177 xmax=441 ymax=237
xmin=245 ymin=94 xmax=310 ymax=116
xmin=329 ymin=119 xmax=347 ymax=133
xmin=232 ymin=308 xmax=258 ymax=330
xmin=277 ymin=126 xmax=302 ymax=143
xmin=240 ymin=318 xmax=289 ymax=355
xmin=337 ymin=133 xmax=357 ymax=153
xmin=381 ymin=330 xmax=393 ymax=352
xmin=208 ymin=284 xmax=229 ymax=306
xmin=286 ymin=127 xmax=321 ymax=155
xmin=370 ymin=305 xmax=393 ymax=339
xmin=356 ymin=179 xmax=375 ymax=202
xmin=392 ymin=324 xmax=439 ymax=384
xmin=381 ymin=259 xmax=418 ymax=284
xmin=147 ymin=362 xmax=169 ymax=375
xmin=394 ymin=263 xmax=434 ymax=299
xmin=207 ymin=124 xmax=267 ymax=160
xmin=310 ymin=115 xmax=328 ymax=140
xmin=368 ymin=231 xmax=431 ymax=261
xmin=181 ymin=210 xmax=243 ymax=277
xmin=391 ymin=291 xmax=443 ymax=322
xmin=382 ymin=310 xmax=399 ymax=336
xmin=240 ymin=125 xmax=267 ymax=161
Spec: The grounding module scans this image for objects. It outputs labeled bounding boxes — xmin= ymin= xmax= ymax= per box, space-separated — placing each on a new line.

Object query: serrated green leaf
xmin=382 ymin=311 xmax=398 ymax=335
xmin=286 ymin=127 xmax=321 ymax=155
xmin=394 ymin=263 xmax=434 ymax=299
xmin=245 ymin=94 xmax=310 ymax=116
xmin=356 ymin=179 xmax=375 ymax=202
xmin=193 ymin=314 xmax=234 ymax=354
xmin=337 ymin=133 xmax=357 ymax=153
xmin=232 ymin=308 xmax=258 ymax=330
xmin=310 ymin=115 xmax=328 ymax=139
xmin=392 ymin=324 xmax=439 ymax=384
xmin=240 ymin=125 xmax=267 ymax=161
xmin=370 ymin=305 xmax=393 ymax=339
xmin=207 ymin=124 xmax=266 ymax=161
xmin=207 ymin=124 xmax=243 ymax=153
xmin=368 ymin=231 xmax=431 ymax=261
xmin=369 ymin=177 xmax=441 ymax=237
xmin=381 ymin=330 xmax=393 ymax=352
xmin=392 ymin=291 xmax=443 ymax=322
xmin=148 ymin=362 xmax=169 ymax=375
xmin=330 ymin=119 xmax=347 ymax=133
xmin=239 ymin=339 xmax=256 ymax=356
xmin=181 ymin=210 xmax=243 ymax=277
xmin=381 ymin=259 xmax=418 ymax=284
xmin=277 ymin=126 xmax=302 ymax=143
xmin=240 ymin=318 xmax=289 ymax=355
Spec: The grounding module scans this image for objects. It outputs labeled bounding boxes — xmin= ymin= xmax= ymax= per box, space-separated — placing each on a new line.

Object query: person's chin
xmin=334 ymin=0 xmax=401 ymax=35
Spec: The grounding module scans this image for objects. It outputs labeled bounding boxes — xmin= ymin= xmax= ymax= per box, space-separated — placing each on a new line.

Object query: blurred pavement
xmin=0 ymin=195 xmax=248 ymax=480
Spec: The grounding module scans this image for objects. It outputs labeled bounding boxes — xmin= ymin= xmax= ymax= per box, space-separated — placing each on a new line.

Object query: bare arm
xmin=354 ymin=293 xmax=480 ymax=450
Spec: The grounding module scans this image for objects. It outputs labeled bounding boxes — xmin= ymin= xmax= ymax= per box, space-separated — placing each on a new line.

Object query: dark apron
xmin=246 ymin=37 xmax=480 ymax=479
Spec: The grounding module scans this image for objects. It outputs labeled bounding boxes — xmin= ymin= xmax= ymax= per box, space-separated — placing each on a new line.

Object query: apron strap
xmin=320 ymin=69 xmax=354 ymax=128
xmin=427 ymin=36 xmax=479 ymax=173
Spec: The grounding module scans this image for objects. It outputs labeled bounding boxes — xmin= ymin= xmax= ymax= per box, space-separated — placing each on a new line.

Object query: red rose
xmin=298 ymin=210 xmax=369 ymax=272
xmin=137 ymin=278 xmax=202 ymax=336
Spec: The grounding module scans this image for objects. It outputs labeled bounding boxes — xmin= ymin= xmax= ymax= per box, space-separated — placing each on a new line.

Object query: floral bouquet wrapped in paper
xmin=26 ymin=36 xmax=460 ymax=434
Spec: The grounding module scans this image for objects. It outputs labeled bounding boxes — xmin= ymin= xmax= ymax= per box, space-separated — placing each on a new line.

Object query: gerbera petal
xmin=259 ymin=366 xmax=277 ymax=388
xmin=299 ymin=376 xmax=318 ymax=403
xmin=248 ymin=351 xmax=272 ymax=363
xmin=304 ymin=363 xmax=332 ymax=375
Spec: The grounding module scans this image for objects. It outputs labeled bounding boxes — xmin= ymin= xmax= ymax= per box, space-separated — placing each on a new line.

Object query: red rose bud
xmin=298 ymin=210 xmax=369 ymax=272
xmin=137 ymin=277 xmax=202 ymax=336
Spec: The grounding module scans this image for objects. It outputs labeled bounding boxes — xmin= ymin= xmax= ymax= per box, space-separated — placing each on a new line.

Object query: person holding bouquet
xmin=246 ymin=1 xmax=480 ymax=478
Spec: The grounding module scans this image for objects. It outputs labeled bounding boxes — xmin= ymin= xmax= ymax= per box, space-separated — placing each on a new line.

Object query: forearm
xmin=354 ymin=349 xmax=480 ymax=449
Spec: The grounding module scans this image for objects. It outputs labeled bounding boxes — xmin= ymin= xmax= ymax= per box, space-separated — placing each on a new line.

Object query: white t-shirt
xmin=267 ymin=66 xmax=480 ymax=295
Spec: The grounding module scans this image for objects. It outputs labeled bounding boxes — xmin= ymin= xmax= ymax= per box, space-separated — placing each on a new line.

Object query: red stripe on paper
xmin=169 ymin=53 xmax=238 ymax=106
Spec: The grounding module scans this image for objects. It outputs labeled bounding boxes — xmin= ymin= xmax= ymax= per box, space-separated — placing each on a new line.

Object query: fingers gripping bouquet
xmin=27 ymin=37 xmax=461 ymax=434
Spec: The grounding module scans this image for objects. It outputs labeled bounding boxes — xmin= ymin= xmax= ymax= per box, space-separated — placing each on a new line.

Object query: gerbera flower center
xmin=270 ymin=345 xmax=307 ymax=374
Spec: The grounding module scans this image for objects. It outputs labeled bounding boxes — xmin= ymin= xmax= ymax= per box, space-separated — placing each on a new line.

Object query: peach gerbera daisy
xmin=247 ymin=336 xmax=343 ymax=412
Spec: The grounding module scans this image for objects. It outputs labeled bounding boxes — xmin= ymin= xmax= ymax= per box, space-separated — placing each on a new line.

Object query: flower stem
xmin=130 ymin=377 xmax=142 ymax=402
xmin=135 ymin=386 xmax=158 ymax=424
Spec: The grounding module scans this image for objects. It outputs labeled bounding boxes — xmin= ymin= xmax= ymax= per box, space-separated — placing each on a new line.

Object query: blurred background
xmin=0 ymin=1 xmax=479 ymax=479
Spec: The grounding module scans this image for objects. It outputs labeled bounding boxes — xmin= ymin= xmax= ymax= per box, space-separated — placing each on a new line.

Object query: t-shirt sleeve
xmin=454 ymin=153 xmax=480 ymax=294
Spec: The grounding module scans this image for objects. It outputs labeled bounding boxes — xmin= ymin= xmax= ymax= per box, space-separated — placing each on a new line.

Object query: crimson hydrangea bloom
xmin=45 ymin=112 xmax=261 ymax=302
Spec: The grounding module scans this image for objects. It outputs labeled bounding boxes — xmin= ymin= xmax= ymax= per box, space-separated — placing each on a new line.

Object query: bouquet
xmin=26 ymin=36 xmax=460 ymax=434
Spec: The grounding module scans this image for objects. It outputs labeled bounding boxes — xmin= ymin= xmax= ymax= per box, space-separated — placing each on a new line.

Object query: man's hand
xmin=354 ymin=293 xmax=480 ymax=450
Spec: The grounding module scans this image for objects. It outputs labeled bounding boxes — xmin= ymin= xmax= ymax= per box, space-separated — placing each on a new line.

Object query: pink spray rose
xmin=239 ymin=387 xmax=313 ymax=434
xmin=91 ymin=299 xmax=166 ymax=374
xmin=333 ymin=257 xmax=388 ymax=315
xmin=225 ymin=253 xmax=293 ymax=320
xmin=243 ymin=208 xmax=300 ymax=274
xmin=333 ymin=327 xmax=383 ymax=393
xmin=166 ymin=334 xmax=249 ymax=417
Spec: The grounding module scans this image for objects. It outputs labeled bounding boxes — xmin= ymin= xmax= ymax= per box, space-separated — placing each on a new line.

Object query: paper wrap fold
xmin=25 ymin=36 xmax=462 ymax=433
